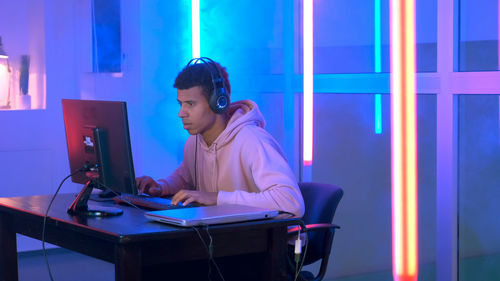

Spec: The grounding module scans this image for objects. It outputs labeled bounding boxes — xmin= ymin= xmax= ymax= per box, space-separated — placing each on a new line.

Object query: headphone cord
xmin=294 ymin=220 xmax=308 ymax=281
xmin=192 ymin=225 xmax=226 ymax=281
xmin=194 ymin=134 xmax=198 ymax=189
xmin=42 ymin=168 xmax=86 ymax=281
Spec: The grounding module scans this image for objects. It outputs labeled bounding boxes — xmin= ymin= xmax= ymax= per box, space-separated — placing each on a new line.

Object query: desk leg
xmin=115 ymin=244 xmax=142 ymax=281
xmin=266 ymin=226 xmax=288 ymax=281
xmin=0 ymin=216 xmax=18 ymax=281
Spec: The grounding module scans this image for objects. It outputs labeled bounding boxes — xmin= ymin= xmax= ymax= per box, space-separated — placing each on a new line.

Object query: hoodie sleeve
xmin=157 ymin=161 xmax=191 ymax=196
xmin=217 ymin=130 xmax=305 ymax=217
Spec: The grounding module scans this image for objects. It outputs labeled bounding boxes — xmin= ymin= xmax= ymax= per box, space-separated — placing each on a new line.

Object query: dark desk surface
xmin=0 ymin=193 xmax=297 ymax=281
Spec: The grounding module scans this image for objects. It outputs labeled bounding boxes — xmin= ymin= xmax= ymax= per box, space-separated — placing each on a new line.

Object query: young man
xmin=137 ymin=58 xmax=304 ymax=218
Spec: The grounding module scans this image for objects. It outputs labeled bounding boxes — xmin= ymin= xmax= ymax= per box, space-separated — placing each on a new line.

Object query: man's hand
xmin=136 ymin=176 xmax=162 ymax=196
xmin=171 ymin=190 xmax=218 ymax=206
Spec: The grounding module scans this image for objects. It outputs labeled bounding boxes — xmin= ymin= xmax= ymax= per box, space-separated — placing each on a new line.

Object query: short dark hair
xmin=173 ymin=60 xmax=231 ymax=101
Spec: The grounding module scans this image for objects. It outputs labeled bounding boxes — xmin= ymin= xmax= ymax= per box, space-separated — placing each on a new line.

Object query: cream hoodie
xmin=157 ymin=100 xmax=305 ymax=217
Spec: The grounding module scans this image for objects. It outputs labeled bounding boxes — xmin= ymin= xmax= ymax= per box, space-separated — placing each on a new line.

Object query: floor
xmin=17 ymin=249 xmax=500 ymax=281
xmin=18 ymin=249 xmax=113 ymax=281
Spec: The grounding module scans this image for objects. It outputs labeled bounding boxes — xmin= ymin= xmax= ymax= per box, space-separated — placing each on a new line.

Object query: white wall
xmin=0 ymin=0 xmax=79 ymax=251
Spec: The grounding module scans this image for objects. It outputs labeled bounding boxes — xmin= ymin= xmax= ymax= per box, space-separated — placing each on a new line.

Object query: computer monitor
xmin=62 ymin=99 xmax=138 ymax=216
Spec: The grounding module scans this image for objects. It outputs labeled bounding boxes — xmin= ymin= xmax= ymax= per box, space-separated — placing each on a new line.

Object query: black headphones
xmin=186 ymin=57 xmax=230 ymax=114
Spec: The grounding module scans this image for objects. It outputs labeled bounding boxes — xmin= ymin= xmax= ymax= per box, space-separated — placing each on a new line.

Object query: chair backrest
xmin=299 ymin=182 xmax=343 ymax=265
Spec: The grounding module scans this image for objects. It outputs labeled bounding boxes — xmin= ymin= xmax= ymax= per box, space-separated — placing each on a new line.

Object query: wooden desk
xmin=0 ymin=194 xmax=297 ymax=281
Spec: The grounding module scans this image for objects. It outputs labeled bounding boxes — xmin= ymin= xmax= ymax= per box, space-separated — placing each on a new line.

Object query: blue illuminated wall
xmin=138 ymin=1 xmax=191 ymax=178
xmin=139 ymin=1 xmax=291 ymax=178
xmin=199 ymin=0 xmax=286 ymax=76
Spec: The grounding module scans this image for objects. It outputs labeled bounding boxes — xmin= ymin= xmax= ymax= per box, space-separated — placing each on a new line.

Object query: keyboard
xmin=113 ymin=194 xmax=194 ymax=211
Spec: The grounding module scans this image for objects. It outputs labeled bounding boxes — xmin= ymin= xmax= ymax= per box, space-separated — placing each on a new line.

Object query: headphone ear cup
xmin=209 ymin=86 xmax=229 ymax=114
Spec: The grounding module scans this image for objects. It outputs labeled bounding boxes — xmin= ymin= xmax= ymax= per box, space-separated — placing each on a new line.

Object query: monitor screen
xmin=62 ymin=99 xmax=137 ymax=196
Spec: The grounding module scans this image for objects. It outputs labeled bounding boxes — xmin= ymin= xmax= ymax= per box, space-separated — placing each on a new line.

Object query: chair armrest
xmin=287 ymin=223 xmax=340 ymax=235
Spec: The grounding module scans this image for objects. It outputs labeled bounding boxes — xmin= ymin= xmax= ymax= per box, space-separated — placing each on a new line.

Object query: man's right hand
xmin=136 ymin=176 xmax=162 ymax=196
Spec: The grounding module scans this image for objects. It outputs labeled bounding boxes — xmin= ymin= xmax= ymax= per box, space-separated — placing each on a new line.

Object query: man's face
xmin=177 ymin=86 xmax=216 ymax=136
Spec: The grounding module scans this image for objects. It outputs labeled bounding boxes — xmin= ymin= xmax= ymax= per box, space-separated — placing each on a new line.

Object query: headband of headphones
xmin=186 ymin=57 xmax=229 ymax=114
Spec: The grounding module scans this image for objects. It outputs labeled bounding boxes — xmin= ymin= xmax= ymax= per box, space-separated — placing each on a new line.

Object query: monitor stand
xmin=98 ymin=188 xmax=116 ymax=198
xmin=88 ymin=188 xmax=116 ymax=202
xmin=67 ymin=171 xmax=123 ymax=217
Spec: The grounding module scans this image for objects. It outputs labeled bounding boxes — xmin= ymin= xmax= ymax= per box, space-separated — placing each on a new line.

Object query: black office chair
xmin=288 ymin=182 xmax=343 ymax=281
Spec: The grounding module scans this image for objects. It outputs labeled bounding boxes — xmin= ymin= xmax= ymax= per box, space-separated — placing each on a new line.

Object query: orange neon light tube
xmin=390 ymin=0 xmax=418 ymax=280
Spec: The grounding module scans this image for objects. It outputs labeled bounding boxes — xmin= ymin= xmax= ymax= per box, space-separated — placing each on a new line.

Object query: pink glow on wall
xmin=0 ymin=60 xmax=9 ymax=108
xmin=303 ymin=0 xmax=313 ymax=166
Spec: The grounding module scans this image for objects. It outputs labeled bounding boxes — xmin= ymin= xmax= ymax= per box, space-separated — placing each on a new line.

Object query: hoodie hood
xmin=200 ymin=100 xmax=265 ymax=150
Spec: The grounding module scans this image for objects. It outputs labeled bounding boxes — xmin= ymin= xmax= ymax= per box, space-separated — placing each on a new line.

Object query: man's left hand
xmin=171 ymin=190 xmax=218 ymax=206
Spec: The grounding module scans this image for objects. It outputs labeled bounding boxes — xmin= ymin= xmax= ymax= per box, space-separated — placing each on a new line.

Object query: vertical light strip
xmin=375 ymin=0 xmax=382 ymax=73
xmin=375 ymin=94 xmax=383 ymax=133
xmin=303 ymin=0 xmax=314 ymax=166
xmin=192 ymin=0 xmax=200 ymax=58
xmin=498 ymin=0 xmax=500 ymax=70
xmin=390 ymin=0 xmax=418 ymax=280
xmin=374 ymin=0 xmax=383 ymax=134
